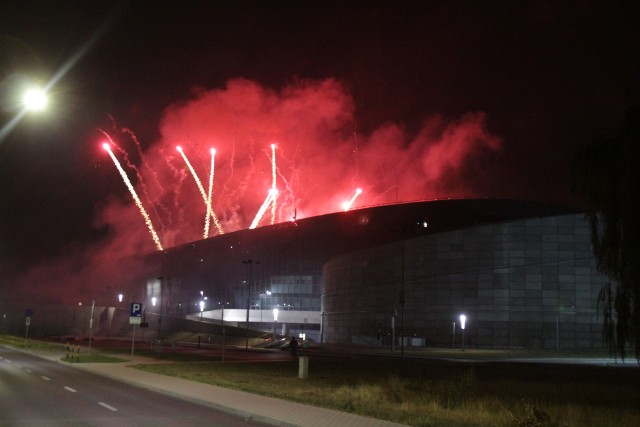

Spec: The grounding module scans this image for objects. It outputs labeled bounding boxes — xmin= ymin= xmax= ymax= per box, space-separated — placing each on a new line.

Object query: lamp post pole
xmin=459 ymin=314 xmax=467 ymax=351
xmin=399 ymin=241 xmax=405 ymax=358
xmin=273 ymin=308 xmax=279 ymax=342
xmin=242 ymin=259 xmax=260 ymax=350
xmin=88 ymin=300 xmax=95 ymax=355
xmin=157 ymin=276 xmax=164 ymax=339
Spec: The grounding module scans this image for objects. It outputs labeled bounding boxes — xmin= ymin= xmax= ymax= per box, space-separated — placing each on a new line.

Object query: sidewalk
xmin=37 ymin=349 xmax=408 ymax=427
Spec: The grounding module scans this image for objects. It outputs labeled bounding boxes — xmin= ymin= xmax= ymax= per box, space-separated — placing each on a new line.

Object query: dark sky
xmin=0 ymin=1 xmax=639 ymax=302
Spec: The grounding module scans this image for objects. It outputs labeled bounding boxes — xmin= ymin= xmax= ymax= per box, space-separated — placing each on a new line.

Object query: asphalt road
xmin=0 ymin=346 xmax=270 ymax=427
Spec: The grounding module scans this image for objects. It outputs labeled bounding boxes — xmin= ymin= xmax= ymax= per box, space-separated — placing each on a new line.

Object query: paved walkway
xmin=33 ymin=350 xmax=407 ymax=427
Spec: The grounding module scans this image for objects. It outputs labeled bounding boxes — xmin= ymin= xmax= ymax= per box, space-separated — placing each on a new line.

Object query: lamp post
xmin=260 ymin=290 xmax=271 ymax=324
xmin=157 ymin=276 xmax=165 ymax=339
xmin=198 ymin=291 xmax=208 ymax=320
xmin=400 ymin=242 xmax=405 ymax=358
xmin=452 ymin=321 xmax=456 ymax=348
xmin=242 ymin=259 xmax=260 ymax=349
xmin=218 ymin=301 xmax=228 ymax=324
xmin=88 ymin=300 xmax=95 ymax=355
xmin=273 ymin=308 xmax=279 ymax=342
xmin=22 ymin=87 xmax=48 ymax=111
xmin=0 ymin=83 xmax=50 ymax=144
xmin=459 ymin=314 xmax=467 ymax=351
xmin=218 ymin=300 xmax=229 ymax=363
xmin=390 ymin=230 xmax=408 ymax=358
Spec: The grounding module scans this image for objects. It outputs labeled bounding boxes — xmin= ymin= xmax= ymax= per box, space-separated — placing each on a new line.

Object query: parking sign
xmin=130 ymin=302 xmax=142 ymax=324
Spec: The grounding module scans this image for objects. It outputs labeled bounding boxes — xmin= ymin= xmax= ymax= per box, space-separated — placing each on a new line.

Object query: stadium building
xmin=142 ymin=199 xmax=607 ymax=350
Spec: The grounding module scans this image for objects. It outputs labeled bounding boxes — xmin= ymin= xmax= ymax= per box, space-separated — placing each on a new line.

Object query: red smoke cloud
xmin=126 ymin=78 xmax=501 ymax=247
xmin=10 ymin=78 xmax=501 ymax=304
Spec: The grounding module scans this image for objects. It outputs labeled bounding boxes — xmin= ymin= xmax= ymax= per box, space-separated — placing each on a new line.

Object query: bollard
xmin=65 ymin=342 xmax=70 ymax=360
xmin=75 ymin=344 xmax=80 ymax=362
xmin=298 ymin=356 xmax=309 ymax=379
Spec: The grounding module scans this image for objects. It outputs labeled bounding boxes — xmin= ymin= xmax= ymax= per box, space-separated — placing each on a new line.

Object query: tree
xmin=572 ymin=104 xmax=640 ymax=361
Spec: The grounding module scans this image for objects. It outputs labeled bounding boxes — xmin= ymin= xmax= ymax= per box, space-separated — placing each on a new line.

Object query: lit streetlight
xmin=22 ymin=87 xmax=48 ymax=112
xmin=218 ymin=301 xmax=229 ymax=324
xmin=260 ymin=290 xmax=271 ymax=323
xmin=0 ymin=82 xmax=50 ymax=143
xmin=459 ymin=314 xmax=467 ymax=351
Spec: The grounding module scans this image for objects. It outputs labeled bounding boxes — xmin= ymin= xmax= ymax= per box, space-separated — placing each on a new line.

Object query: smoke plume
xmin=9 ymin=78 xmax=501 ymax=304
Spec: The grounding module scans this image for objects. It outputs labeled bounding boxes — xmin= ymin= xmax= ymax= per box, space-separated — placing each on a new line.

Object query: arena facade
xmin=144 ymin=199 xmax=608 ymax=349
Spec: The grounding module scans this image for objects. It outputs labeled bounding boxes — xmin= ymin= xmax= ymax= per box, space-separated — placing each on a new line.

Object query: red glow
xmin=97 ymin=78 xmax=501 ymax=249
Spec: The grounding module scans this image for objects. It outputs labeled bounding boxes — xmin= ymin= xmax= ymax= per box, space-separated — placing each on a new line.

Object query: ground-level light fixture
xmin=459 ymin=314 xmax=467 ymax=351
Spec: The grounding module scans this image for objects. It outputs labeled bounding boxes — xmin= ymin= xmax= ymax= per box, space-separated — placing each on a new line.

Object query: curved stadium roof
xmin=150 ymin=198 xmax=582 ymax=268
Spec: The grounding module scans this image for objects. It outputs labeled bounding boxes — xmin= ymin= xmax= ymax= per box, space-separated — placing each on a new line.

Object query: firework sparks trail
xmin=99 ymin=127 xmax=168 ymax=231
xmin=250 ymin=188 xmax=278 ymax=230
xmin=102 ymin=143 xmax=163 ymax=251
xmin=203 ymin=148 xmax=223 ymax=238
xmin=203 ymin=148 xmax=214 ymax=238
xmin=342 ymin=188 xmax=363 ymax=211
xmin=176 ymin=146 xmax=224 ymax=236
xmin=274 ymin=139 xmax=300 ymax=222
xmin=270 ymin=144 xmax=277 ymax=225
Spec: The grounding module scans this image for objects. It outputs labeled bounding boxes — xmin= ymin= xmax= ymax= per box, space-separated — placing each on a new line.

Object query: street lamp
xmin=260 ymin=290 xmax=271 ymax=323
xmin=0 ymin=80 xmax=50 ymax=144
xmin=459 ymin=314 xmax=467 ymax=351
xmin=198 ymin=291 xmax=208 ymax=320
xmin=273 ymin=308 xmax=279 ymax=342
xmin=22 ymin=87 xmax=48 ymax=112
xmin=242 ymin=259 xmax=260 ymax=350
xmin=218 ymin=301 xmax=229 ymax=324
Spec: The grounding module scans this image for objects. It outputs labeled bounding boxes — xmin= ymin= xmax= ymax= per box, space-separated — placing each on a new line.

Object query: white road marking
xmin=64 ymin=386 xmax=77 ymax=393
xmin=4 ymin=359 xmax=11 ymax=363
xmin=98 ymin=402 xmax=118 ymax=412
xmin=25 ymin=369 xmax=32 ymax=373
xmin=14 ymin=363 xmax=22 ymax=368
xmin=41 ymin=376 xmax=51 ymax=381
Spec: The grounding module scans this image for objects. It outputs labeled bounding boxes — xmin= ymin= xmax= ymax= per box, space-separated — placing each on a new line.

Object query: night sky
xmin=1 ymin=1 xmax=639 ymax=303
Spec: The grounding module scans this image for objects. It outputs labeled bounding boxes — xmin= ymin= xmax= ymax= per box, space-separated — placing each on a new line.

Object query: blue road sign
xmin=130 ymin=303 xmax=142 ymax=317
xmin=130 ymin=302 xmax=143 ymax=325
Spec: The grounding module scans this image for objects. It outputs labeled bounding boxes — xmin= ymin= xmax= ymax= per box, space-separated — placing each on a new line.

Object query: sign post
xmin=24 ymin=308 xmax=33 ymax=343
xmin=88 ymin=300 xmax=95 ymax=354
xmin=130 ymin=303 xmax=142 ymax=362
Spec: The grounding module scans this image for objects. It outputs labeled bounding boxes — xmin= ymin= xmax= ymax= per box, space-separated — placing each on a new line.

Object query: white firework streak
xmin=343 ymin=188 xmax=363 ymax=211
xmin=250 ymin=189 xmax=278 ymax=230
xmin=103 ymin=144 xmax=163 ymax=251
xmin=270 ymin=144 xmax=277 ymax=225
xmin=177 ymin=147 xmax=224 ymax=236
